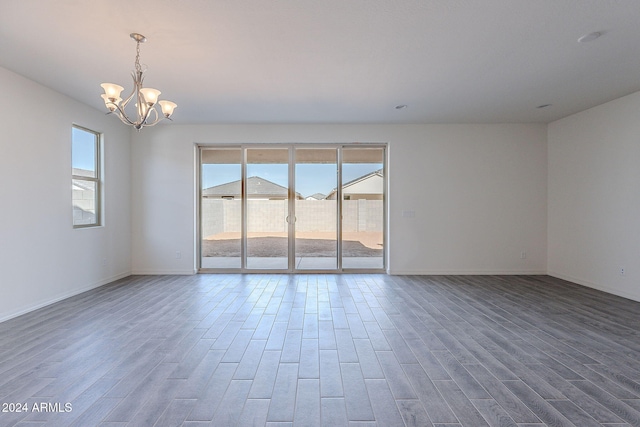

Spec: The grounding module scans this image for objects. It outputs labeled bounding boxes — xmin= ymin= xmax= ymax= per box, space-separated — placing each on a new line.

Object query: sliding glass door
xmin=246 ymin=148 xmax=290 ymax=270
xmin=341 ymin=147 xmax=385 ymax=269
xmin=295 ymin=148 xmax=338 ymax=270
xmin=199 ymin=144 xmax=385 ymax=272
xmin=200 ymin=148 xmax=242 ymax=269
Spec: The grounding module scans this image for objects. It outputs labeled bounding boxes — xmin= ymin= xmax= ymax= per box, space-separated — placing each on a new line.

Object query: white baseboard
xmin=548 ymin=271 xmax=640 ymax=303
xmin=0 ymin=271 xmax=131 ymax=324
xmin=387 ymin=269 xmax=548 ymax=275
xmin=131 ymin=269 xmax=197 ymax=275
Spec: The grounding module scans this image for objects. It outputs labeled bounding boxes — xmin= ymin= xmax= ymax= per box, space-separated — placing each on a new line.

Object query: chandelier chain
xmin=135 ymin=41 xmax=142 ymax=73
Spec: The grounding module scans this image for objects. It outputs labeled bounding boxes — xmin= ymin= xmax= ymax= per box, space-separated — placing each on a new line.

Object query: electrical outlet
xmin=102 ymin=258 xmax=107 ymax=266
xmin=620 ymin=266 xmax=626 ymax=277
xmin=176 ymin=251 xmax=182 ymax=259
xmin=520 ymin=251 xmax=527 ymax=259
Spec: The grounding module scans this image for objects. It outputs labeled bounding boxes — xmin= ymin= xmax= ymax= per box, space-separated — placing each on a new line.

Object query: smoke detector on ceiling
xmin=578 ymin=32 xmax=602 ymax=43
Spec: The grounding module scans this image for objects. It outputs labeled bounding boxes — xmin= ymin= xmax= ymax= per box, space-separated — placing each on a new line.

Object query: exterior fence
xmin=202 ymin=199 xmax=383 ymax=237
xmin=72 ymin=182 xmax=96 ymax=225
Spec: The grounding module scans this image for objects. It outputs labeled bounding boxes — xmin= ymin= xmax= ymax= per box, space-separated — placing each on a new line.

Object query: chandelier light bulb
xmin=101 ymin=94 xmax=120 ymax=111
xmin=139 ymin=88 xmax=161 ymax=106
xmin=100 ymin=83 xmax=124 ymax=101
xmin=158 ymin=100 xmax=177 ymax=118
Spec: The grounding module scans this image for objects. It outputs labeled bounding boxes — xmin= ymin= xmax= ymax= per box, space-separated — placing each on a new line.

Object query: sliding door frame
xmin=197 ymin=143 xmax=387 ymax=274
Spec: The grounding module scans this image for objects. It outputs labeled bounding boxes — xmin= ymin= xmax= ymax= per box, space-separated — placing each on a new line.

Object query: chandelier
xmin=100 ymin=33 xmax=177 ymax=130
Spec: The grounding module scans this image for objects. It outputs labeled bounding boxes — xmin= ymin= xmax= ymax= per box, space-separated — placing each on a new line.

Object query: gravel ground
xmin=202 ymin=236 xmax=382 ymax=257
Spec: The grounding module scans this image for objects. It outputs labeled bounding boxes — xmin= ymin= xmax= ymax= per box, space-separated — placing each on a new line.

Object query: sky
xmin=71 ymin=127 xmax=96 ymax=172
xmin=202 ymin=163 xmax=382 ymax=198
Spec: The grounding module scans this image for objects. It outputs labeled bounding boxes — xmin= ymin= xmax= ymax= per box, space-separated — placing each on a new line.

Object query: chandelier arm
xmin=138 ymin=102 xmax=156 ymax=128
xmin=145 ymin=107 xmax=162 ymax=126
xmin=112 ymin=103 xmax=138 ymax=127
xmin=119 ymin=89 xmax=136 ymax=111
xmin=120 ymin=71 xmax=142 ymax=111
xmin=144 ymin=117 xmax=166 ymax=127
xmin=136 ymin=92 xmax=146 ymax=124
xmin=118 ymin=114 xmax=136 ymax=127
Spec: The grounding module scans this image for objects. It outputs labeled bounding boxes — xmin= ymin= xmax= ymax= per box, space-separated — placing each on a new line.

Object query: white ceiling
xmin=2 ymin=0 xmax=640 ymax=124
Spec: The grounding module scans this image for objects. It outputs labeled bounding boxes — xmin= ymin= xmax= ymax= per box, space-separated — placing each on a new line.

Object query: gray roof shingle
xmin=203 ymin=176 xmax=301 ymax=199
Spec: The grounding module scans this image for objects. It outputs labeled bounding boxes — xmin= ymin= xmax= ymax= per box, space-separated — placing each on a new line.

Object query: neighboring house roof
xmin=326 ymin=169 xmax=383 ymax=199
xmin=203 ymin=176 xmax=302 ymax=199
xmin=72 ymin=180 xmax=94 ymax=191
xmin=343 ymin=168 xmax=383 ymax=188
xmin=72 ymin=168 xmax=95 ymax=178
xmin=306 ymin=193 xmax=326 ymax=200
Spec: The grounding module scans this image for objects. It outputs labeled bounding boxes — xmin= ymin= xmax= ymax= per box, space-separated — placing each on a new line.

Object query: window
xmin=72 ymin=126 xmax=101 ymax=227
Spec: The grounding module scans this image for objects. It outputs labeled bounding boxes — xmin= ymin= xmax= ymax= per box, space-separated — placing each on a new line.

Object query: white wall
xmin=131 ymin=123 xmax=547 ymax=275
xmin=4 ymin=55 xmax=638 ymax=319
xmin=0 ymin=66 xmax=132 ymax=322
xmin=548 ymin=91 xmax=640 ymax=302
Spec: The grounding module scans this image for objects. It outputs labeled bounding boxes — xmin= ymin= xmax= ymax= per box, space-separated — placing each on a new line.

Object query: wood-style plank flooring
xmin=1 ymin=274 xmax=640 ymax=426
